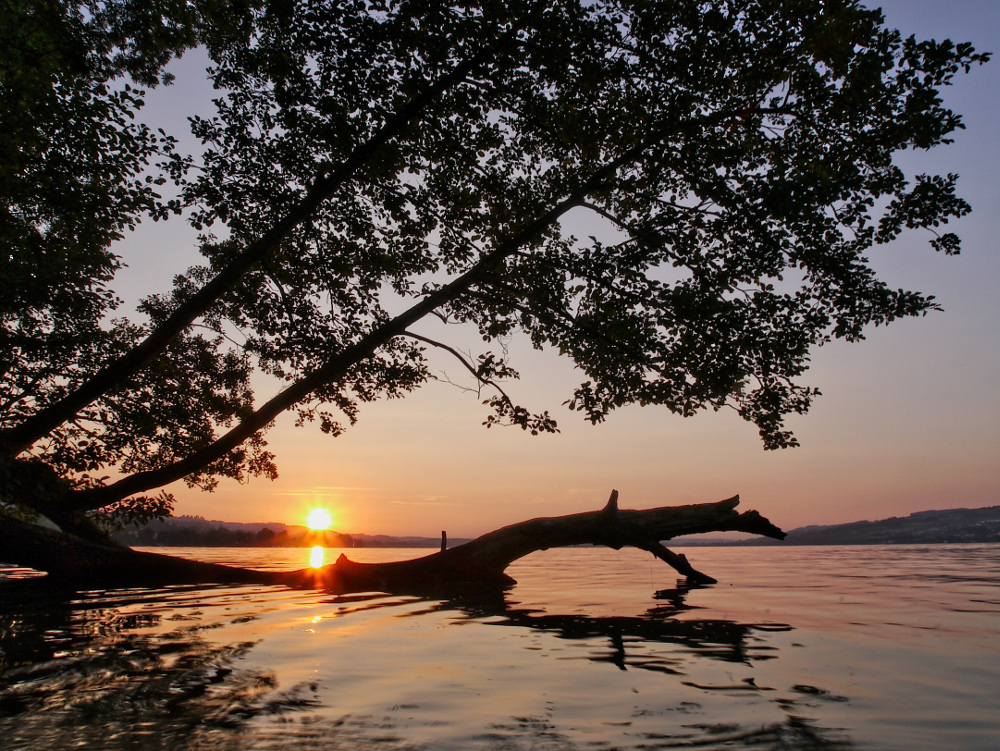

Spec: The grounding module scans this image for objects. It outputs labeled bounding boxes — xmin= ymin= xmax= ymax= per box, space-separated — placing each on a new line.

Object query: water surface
xmin=1 ymin=544 xmax=998 ymax=750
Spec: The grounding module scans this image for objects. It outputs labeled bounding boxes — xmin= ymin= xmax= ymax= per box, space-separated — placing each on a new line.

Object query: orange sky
xmin=170 ymin=312 xmax=999 ymax=537
xmin=114 ymin=1 xmax=1000 ymax=537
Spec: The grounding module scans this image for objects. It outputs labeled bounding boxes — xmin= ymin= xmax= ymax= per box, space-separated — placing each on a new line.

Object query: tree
xmin=0 ymin=0 xmax=988 ymax=558
xmin=2 ymin=0 xmax=269 ymax=534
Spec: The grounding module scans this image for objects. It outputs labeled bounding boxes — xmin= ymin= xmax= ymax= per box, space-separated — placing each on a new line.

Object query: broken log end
xmin=738 ymin=509 xmax=786 ymax=540
xmin=684 ymin=570 xmax=719 ymax=585
xmin=602 ymin=489 xmax=619 ymax=514
xmin=720 ymin=494 xmax=740 ymax=511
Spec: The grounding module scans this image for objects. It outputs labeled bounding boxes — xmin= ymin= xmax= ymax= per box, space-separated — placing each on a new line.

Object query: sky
xmin=112 ymin=1 xmax=1000 ymax=537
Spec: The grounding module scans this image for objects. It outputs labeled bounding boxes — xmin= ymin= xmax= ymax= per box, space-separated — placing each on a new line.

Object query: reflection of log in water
xmin=1 ymin=492 xmax=784 ymax=591
xmin=491 ymin=611 xmax=763 ymax=671
xmin=438 ymin=582 xmax=792 ymax=673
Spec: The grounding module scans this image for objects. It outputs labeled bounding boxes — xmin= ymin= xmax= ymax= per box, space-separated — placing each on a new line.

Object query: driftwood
xmin=0 ymin=491 xmax=784 ymax=591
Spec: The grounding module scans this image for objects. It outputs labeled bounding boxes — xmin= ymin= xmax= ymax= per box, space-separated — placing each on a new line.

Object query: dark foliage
xmin=0 ymin=0 xmax=987 ymax=534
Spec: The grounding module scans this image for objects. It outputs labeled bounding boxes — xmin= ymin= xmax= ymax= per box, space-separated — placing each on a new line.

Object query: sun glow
xmin=306 ymin=507 xmax=333 ymax=530
xmin=310 ymin=545 xmax=325 ymax=568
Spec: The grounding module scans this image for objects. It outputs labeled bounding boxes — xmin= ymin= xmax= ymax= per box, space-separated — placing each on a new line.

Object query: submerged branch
xmin=1 ymin=492 xmax=784 ymax=592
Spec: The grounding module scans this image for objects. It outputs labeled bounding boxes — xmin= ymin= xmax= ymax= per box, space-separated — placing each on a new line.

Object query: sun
xmin=306 ymin=507 xmax=333 ymax=530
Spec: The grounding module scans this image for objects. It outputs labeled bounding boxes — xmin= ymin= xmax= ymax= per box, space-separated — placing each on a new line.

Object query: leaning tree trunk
xmin=0 ymin=491 xmax=784 ymax=592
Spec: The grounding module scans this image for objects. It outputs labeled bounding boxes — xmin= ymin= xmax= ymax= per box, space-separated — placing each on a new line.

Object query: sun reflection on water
xmin=309 ymin=546 xmax=325 ymax=568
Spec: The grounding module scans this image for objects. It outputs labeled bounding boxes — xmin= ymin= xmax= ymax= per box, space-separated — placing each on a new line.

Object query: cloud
xmin=269 ymin=485 xmax=382 ymax=497
xmin=388 ymin=496 xmax=455 ymax=506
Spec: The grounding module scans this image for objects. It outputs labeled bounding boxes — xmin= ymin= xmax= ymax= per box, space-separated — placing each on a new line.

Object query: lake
xmin=1 ymin=544 xmax=998 ymax=750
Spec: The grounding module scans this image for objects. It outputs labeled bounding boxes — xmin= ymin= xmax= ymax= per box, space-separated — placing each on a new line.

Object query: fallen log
xmin=1 ymin=491 xmax=784 ymax=591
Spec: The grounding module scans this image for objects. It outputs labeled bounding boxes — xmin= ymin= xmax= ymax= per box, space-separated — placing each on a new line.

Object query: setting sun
xmin=306 ymin=507 xmax=333 ymax=530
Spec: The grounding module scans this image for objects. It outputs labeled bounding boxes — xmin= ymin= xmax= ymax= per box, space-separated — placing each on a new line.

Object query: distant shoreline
xmin=113 ymin=517 xmax=468 ymax=549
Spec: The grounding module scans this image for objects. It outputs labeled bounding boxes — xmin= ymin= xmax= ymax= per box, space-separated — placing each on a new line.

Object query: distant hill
xmin=693 ymin=505 xmax=1000 ymax=546
xmin=782 ymin=505 xmax=1000 ymax=545
xmin=113 ymin=516 xmax=468 ymax=548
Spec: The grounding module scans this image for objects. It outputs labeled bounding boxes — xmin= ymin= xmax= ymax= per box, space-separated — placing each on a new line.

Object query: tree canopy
xmin=0 ymin=0 xmax=987 ymax=533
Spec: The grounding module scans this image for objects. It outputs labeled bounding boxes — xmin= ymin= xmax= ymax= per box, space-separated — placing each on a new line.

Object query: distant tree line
xmin=725 ymin=506 xmax=1000 ymax=546
xmin=114 ymin=524 xmax=354 ymax=548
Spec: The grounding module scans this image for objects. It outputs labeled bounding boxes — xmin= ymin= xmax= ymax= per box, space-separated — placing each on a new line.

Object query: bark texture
xmin=0 ymin=491 xmax=784 ymax=591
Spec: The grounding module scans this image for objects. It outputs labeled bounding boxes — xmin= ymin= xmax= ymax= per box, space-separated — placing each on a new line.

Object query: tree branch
xmin=0 ymin=11 xmax=539 ymax=457
xmin=403 ymin=331 xmax=504 ymax=396
xmin=1 ymin=492 xmax=784 ymax=590
xmin=70 ymin=132 xmax=664 ymax=511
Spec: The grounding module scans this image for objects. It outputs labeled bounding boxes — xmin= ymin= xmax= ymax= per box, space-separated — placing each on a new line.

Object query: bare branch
xmin=403 ymin=331 xmax=512 ymax=402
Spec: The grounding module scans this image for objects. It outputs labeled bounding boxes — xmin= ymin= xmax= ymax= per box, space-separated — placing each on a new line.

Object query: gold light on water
xmin=310 ymin=545 xmax=325 ymax=568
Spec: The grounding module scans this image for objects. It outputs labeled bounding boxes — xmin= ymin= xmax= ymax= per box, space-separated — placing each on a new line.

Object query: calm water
xmin=1 ymin=544 xmax=998 ymax=750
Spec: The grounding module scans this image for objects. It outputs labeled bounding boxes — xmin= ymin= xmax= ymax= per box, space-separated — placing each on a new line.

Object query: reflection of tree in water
xmin=0 ymin=580 xmax=856 ymax=750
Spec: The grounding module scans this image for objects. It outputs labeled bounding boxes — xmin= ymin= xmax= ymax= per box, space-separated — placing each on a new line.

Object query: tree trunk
xmin=0 ymin=491 xmax=784 ymax=592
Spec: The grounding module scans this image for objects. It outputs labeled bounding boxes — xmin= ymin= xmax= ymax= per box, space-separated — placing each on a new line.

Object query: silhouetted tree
xmin=0 ymin=1 xmax=987 ymax=560
xmin=256 ymin=527 xmax=276 ymax=544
